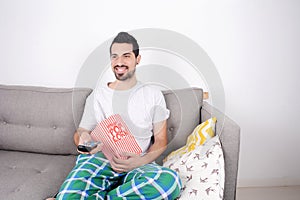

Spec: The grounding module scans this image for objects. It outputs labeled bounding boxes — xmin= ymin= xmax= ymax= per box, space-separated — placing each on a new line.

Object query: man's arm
xmin=142 ymin=120 xmax=168 ymax=162
xmin=110 ymin=120 xmax=168 ymax=173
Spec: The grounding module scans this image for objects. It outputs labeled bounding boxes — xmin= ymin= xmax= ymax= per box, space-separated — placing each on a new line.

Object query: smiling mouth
xmin=114 ymin=66 xmax=128 ymax=74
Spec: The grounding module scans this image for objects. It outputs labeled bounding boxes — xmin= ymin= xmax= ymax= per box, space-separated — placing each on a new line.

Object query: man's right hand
xmin=76 ymin=129 xmax=103 ymax=154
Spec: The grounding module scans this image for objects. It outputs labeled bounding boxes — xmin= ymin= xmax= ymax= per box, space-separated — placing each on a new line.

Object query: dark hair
xmin=110 ymin=32 xmax=139 ymax=57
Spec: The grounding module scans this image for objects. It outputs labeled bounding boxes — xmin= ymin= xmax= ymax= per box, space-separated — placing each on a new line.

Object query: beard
xmin=114 ymin=65 xmax=136 ymax=81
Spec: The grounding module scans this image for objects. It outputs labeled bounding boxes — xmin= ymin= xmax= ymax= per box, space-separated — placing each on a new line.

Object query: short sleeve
xmin=151 ymin=90 xmax=170 ymax=124
xmin=79 ymin=91 xmax=97 ymax=131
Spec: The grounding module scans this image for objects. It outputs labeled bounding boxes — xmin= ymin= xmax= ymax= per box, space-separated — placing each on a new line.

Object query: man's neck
xmin=108 ymin=77 xmax=137 ymax=91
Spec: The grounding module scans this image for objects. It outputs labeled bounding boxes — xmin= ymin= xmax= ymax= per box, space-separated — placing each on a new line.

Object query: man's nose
xmin=115 ymin=56 xmax=124 ymax=66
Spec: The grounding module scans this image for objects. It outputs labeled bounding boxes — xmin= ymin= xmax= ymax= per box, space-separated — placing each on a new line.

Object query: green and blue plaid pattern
xmin=56 ymin=152 xmax=182 ymax=200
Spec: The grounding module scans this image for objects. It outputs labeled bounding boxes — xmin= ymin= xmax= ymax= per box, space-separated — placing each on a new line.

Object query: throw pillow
xmin=163 ymin=136 xmax=225 ymax=200
xmin=164 ymin=117 xmax=217 ymax=162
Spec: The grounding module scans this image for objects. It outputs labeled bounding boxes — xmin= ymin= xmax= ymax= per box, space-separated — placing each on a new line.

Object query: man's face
xmin=110 ymin=43 xmax=141 ymax=81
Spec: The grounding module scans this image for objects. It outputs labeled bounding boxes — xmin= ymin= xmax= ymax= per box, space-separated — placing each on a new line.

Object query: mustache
xmin=114 ymin=65 xmax=128 ymax=69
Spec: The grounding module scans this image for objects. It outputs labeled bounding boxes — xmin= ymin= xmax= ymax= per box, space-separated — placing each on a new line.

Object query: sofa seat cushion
xmin=0 ymin=150 xmax=76 ymax=200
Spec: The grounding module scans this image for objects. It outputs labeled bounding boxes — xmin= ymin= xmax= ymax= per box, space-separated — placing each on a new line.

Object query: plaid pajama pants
xmin=56 ymin=152 xmax=182 ymax=200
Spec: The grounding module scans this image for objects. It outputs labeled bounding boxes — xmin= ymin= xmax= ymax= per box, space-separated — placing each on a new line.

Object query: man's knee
xmin=158 ymin=167 xmax=182 ymax=188
xmin=145 ymin=167 xmax=182 ymax=199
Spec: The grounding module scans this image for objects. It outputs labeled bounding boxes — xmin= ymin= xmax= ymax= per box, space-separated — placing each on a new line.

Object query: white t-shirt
xmin=79 ymin=81 xmax=170 ymax=153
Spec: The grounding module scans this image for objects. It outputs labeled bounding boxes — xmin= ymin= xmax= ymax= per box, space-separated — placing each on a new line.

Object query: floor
xmin=236 ymin=186 xmax=300 ymax=200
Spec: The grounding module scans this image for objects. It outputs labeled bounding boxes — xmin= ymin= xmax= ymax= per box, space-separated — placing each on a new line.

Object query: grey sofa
xmin=0 ymin=85 xmax=240 ymax=200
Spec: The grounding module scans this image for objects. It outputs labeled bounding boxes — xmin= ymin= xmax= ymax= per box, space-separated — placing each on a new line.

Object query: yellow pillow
xmin=163 ymin=117 xmax=217 ymax=162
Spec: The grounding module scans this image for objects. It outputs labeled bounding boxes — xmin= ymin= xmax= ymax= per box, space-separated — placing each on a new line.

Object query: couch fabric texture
xmin=0 ymin=85 xmax=92 ymax=199
xmin=0 ymin=85 xmax=240 ymax=200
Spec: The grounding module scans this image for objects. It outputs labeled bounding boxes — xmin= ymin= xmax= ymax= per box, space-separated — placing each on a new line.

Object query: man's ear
xmin=136 ymin=55 xmax=141 ymax=64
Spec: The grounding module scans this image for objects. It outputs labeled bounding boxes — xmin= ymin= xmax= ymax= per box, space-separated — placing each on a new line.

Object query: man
xmin=54 ymin=32 xmax=182 ymax=199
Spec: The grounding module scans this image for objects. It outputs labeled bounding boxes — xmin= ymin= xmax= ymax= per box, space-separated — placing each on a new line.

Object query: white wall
xmin=1 ymin=0 xmax=300 ymax=187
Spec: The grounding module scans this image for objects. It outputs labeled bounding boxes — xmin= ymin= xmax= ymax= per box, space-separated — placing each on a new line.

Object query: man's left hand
xmin=110 ymin=152 xmax=145 ymax=173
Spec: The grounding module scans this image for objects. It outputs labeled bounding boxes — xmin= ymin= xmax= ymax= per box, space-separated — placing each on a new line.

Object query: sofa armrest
xmin=201 ymin=102 xmax=240 ymax=200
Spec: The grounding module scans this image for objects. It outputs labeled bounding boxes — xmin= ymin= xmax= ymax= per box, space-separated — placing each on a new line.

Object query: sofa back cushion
xmin=0 ymin=85 xmax=92 ymax=155
xmin=156 ymin=88 xmax=203 ymax=164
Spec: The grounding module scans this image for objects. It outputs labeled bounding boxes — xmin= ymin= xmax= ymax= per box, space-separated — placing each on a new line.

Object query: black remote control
xmin=77 ymin=141 xmax=101 ymax=152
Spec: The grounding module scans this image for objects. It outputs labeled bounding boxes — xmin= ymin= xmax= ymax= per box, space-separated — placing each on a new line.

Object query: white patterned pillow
xmin=163 ymin=136 xmax=225 ymax=200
